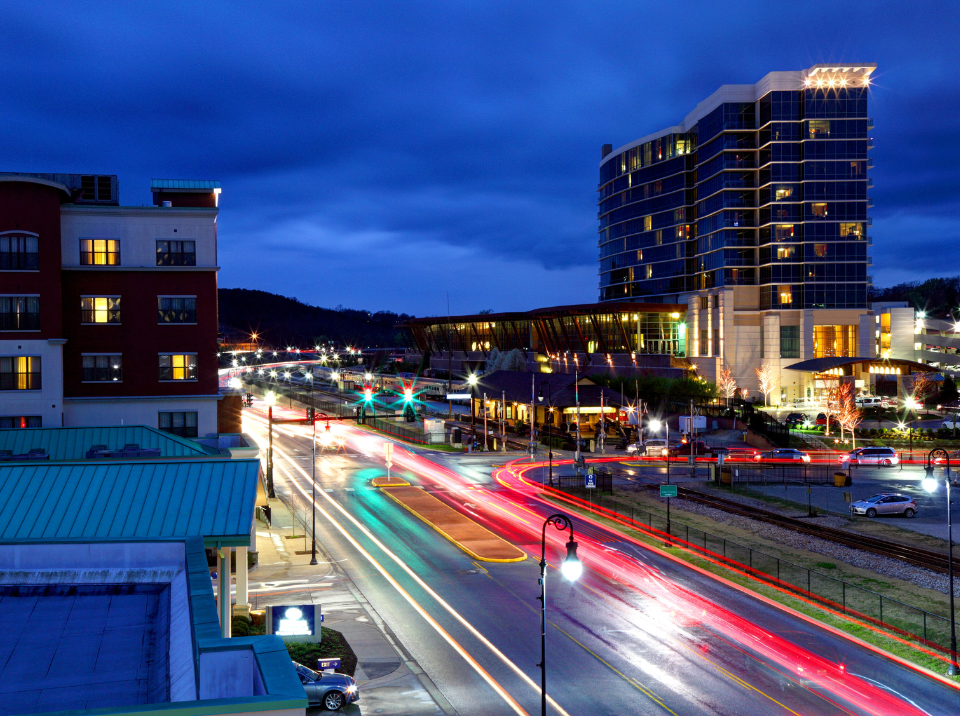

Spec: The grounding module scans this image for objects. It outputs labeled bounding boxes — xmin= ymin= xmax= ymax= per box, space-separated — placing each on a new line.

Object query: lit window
xmin=158 ymin=353 xmax=197 ymax=381
xmin=645 ymin=265 xmax=653 ymax=279
xmin=840 ymin=223 xmax=862 ymax=238
xmin=808 ymin=120 xmax=830 ymax=138
xmin=81 ymin=296 xmax=120 ymax=324
xmin=774 ymin=186 xmax=794 ymax=201
xmin=778 ymin=286 xmax=793 ymax=305
xmin=79 ymin=239 xmax=120 ymax=266
xmin=811 ymin=203 xmax=828 ymax=218
xmin=644 ymin=216 xmax=652 ymax=232
xmin=774 ymin=225 xmax=794 ymax=241
xmin=813 ymin=244 xmax=828 ymax=258
xmin=0 ymin=356 xmax=40 ymax=390
xmin=776 ymin=246 xmax=796 ymax=260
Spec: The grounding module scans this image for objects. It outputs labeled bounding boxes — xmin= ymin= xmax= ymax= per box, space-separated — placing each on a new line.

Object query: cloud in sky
xmin=0 ymin=1 xmax=957 ymax=313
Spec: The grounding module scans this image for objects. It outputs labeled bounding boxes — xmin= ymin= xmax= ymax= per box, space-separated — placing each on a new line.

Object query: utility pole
xmin=599 ymin=390 xmax=605 ymax=454
xmin=530 ymin=373 xmax=535 ymax=460
xmin=483 ymin=392 xmax=488 ymax=451
xmin=502 ymin=390 xmax=507 ymax=453
xmin=575 ymin=366 xmax=581 ymax=461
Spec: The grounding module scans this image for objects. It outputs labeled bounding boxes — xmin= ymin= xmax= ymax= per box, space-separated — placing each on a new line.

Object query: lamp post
xmin=310 ymin=413 xmax=318 ymax=566
xmin=923 ymin=448 xmax=959 ymax=675
xmin=905 ymin=397 xmax=919 ymax=460
xmin=331 ymin=370 xmax=342 ymax=417
xmin=468 ymin=374 xmax=478 ymax=447
xmin=537 ymin=514 xmax=582 ymax=716
xmin=537 ymin=382 xmax=554 ymax=487
xmin=265 ymin=391 xmax=276 ymax=498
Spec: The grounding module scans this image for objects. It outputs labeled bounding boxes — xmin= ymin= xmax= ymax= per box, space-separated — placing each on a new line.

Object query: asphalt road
xmin=243 ymin=405 xmax=960 ymax=716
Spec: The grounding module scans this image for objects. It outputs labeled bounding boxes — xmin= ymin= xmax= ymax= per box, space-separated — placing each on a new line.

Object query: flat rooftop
xmin=0 ymin=584 xmax=168 ymax=714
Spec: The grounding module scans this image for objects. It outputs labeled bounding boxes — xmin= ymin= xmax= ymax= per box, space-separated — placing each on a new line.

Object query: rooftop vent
xmin=601 ymin=144 xmax=613 ymax=159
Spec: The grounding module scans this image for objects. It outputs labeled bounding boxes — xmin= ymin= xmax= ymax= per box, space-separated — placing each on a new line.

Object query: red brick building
xmin=0 ymin=173 xmax=221 ymax=437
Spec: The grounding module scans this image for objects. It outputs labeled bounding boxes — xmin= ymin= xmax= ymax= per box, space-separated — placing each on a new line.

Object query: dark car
xmin=294 ymin=662 xmax=359 ymax=711
xmin=668 ymin=440 xmax=712 ymax=457
xmin=784 ymin=412 xmax=804 ymax=426
xmin=753 ymin=448 xmax=810 ymax=463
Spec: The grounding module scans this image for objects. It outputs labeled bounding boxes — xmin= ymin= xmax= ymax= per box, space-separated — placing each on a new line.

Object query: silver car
xmin=839 ymin=446 xmax=899 ymax=467
xmin=851 ymin=493 xmax=917 ymax=518
xmin=294 ymin=662 xmax=359 ymax=711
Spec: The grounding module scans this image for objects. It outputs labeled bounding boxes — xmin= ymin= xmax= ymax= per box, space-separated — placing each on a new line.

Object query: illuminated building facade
xmin=599 ymin=63 xmax=892 ymax=401
xmin=0 ymin=173 xmax=221 ymax=434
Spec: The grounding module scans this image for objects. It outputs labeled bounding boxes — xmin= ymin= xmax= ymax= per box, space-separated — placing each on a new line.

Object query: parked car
xmin=941 ymin=418 xmax=960 ymax=431
xmin=850 ymin=493 xmax=917 ymax=518
xmin=667 ymin=440 xmax=712 ymax=457
xmin=784 ymin=412 xmax=804 ymax=427
xmin=294 ymin=662 xmax=359 ymax=711
xmin=881 ymin=397 xmax=898 ymax=408
xmin=855 ymin=396 xmax=883 ymax=409
xmin=839 ymin=446 xmax=899 ymax=466
xmin=626 ymin=438 xmax=669 ymax=456
xmin=753 ymin=448 xmax=811 ymax=463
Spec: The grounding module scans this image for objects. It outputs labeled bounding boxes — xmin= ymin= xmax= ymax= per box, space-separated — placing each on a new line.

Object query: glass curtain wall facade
xmin=598 ymin=66 xmax=873 ymax=309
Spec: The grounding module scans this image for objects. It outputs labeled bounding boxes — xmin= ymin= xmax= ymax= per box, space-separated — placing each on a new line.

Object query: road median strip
xmin=378 ymin=485 xmax=526 ymax=563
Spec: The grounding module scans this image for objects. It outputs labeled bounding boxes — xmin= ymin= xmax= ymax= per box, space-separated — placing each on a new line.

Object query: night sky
xmin=2 ymin=2 xmax=957 ymax=316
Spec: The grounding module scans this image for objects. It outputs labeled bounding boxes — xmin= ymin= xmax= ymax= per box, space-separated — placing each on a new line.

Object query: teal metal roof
xmin=0 ymin=459 xmax=259 ymax=545
xmin=0 ymin=425 xmax=219 ymax=461
xmin=151 ymin=179 xmax=221 ymax=190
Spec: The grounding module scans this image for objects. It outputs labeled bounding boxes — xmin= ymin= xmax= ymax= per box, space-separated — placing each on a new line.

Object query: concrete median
xmin=379 ymin=485 xmax=527 ymax=563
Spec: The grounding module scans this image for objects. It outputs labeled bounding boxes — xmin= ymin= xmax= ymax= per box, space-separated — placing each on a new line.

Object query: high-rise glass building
xmin=598 ymin=64 xmax=879 ymax=401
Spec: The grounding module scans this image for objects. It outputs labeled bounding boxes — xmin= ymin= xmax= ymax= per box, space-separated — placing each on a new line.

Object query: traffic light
xmin=363 ymin=386 xmax=373 ymax=403
xmin=403 ymin=388 xmax=413 ymax=402
xmin=307 ymin=407 xmax=315 ymax=421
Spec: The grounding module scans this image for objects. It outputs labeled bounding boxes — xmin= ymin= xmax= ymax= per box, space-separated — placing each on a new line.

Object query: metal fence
xmin=366 ymin=416 xmax=446 ymax=445
xmin=556 ymin=471 xmax=613 ymax=493
xmin=586 ymin=494 xmax=956 ymax=655
xmin=722 ymin=463 xmax=846 ymax=486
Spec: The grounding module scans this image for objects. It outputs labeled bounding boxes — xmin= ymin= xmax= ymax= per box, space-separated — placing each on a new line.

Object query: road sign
xmin=318 ymin=658 xmax=341 ymax=672
xmin=447 ymin=393 xmax=471 ymax=400
xmin=383 ymin=442 xmax=393 ymax=462
xmin=585 ymin=473 xmax=596 ymax=489
xmin=385 ymin=461 xmax=393 ymax=469
xmin=660 ymin=484 xmax=677 ymax=498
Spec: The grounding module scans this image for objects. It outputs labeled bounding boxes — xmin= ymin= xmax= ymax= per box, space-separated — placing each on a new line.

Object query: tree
xmin=499 ymin=348 xmax=527 ymax=372
xmin=484 ymin=348 xmax=501 ymax=373
xmin=941 ymin=374 xmax=959 ymax=405
xmin=717 ymin=366 xmax=737 ymax=404
xmin=836 ymin=381 xmax=863 ymax=448
xmin=756 ymin=363 xmax=777 ymax=406
xmin=477 ymin=309 xmax=494 ymax=315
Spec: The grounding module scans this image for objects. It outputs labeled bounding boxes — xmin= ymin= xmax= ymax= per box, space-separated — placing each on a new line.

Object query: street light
xmin=924 ymin=448 xmax=959 ymax=675
xmin=537 ymin=514 xmax=581 ymax=716
xmin=537 ymin=382 xmax=554 ymax=487
xmin=468 ymin=374 xmax=479 ymax=444
xmin=264 ymin=391 xmax=276 ymax=498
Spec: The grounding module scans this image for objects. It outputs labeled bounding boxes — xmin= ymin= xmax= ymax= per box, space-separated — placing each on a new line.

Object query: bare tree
xmin=756 ymin=363 xmax=777 ymax=406
xmin=910 ymin=372 xmax=934 ymax=416
xmin=836 ymin=381 xmax=863 ymax=448
xmin=717 ymin=366 xmax=737 ymax=404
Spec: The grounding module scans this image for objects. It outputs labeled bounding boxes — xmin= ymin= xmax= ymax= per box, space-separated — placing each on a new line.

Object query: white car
xmin=626 ymin=438 xmax=668 ymax=456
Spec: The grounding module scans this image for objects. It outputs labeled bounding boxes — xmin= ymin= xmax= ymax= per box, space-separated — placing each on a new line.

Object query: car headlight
xmin=346 ymin=685 xmax=357 ymax=693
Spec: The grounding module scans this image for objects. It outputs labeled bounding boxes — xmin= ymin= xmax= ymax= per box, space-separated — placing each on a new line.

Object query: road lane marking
xmin=268 ymin=455 xmax=530 ymax=716
xmin=267 ymin=441 xmax=572 ymax=715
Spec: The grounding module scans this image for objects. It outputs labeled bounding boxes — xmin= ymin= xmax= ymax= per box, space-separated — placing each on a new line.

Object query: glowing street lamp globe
xmin=560 ymin=538 xmax=582 ymax=581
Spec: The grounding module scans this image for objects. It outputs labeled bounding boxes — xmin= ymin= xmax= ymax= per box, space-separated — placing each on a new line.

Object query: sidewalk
xmin=253 ymin=497 xmax=454 ymax=715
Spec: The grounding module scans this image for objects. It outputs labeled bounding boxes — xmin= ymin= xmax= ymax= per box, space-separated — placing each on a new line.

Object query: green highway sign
xmin=660 ymin=484 xmax=678 ymax=498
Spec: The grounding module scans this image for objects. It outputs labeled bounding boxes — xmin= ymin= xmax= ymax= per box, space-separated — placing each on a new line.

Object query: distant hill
xmin=869 ymin=277 xmax=960 ymax=319
xmin=218 ymin=288 xmax=414 ymax=348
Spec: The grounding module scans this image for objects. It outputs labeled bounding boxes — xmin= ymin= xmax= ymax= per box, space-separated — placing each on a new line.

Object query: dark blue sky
xmin=2 ymin=1 xmax=957 ymax=316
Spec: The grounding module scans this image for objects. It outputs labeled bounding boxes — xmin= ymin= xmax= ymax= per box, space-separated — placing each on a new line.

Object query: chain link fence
xmin=588 ymin=494 xmax=956 ymax=655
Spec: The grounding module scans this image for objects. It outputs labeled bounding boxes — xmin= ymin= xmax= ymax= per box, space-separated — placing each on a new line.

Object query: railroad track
xmin=675 ymin=487 xmax=954 ymax=575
